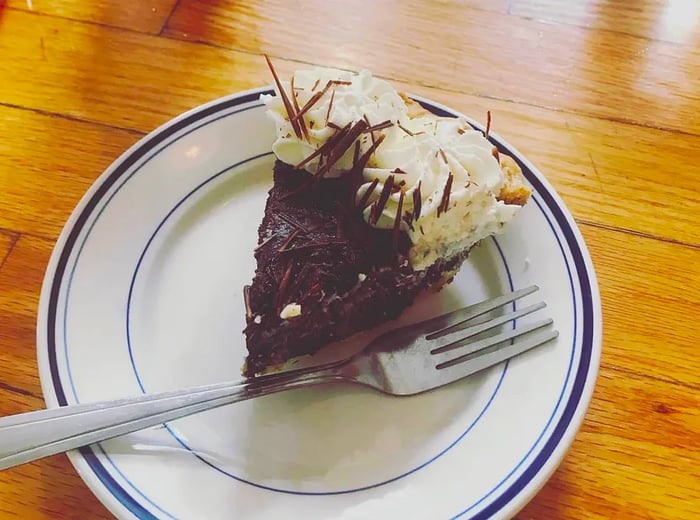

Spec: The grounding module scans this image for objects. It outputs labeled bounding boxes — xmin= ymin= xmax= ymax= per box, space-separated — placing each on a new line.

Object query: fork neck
xmin=242 ymin=358 xmax=353 ymax=398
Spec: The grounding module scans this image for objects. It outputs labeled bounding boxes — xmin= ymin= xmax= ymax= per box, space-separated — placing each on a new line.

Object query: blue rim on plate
xmin=38 ymin=89 xmax=600 ymax=520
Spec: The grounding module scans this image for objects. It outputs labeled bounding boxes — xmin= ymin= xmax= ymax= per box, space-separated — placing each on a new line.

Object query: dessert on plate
xmin=242 ymin=58 xmax=531 ymax=376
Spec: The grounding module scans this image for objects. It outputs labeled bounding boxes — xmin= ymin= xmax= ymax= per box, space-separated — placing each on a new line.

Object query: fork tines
xmin=427 ymin=285 xmax=558 ymax=375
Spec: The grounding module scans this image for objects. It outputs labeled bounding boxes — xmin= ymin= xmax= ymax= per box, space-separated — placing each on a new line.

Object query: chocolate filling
xmin=243 ymin=161 xmax=469 ymax=376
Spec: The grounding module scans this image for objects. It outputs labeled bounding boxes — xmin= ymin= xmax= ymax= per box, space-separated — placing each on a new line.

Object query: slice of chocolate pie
xmin=243 ymin=60 xmax=530 ymax=376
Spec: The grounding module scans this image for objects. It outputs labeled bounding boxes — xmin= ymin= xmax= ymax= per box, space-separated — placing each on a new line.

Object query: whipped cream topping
xmin=262 ymin=66 xmax=526 ymax=271
xmin=261 ymin=67 xmax=407 ymax=177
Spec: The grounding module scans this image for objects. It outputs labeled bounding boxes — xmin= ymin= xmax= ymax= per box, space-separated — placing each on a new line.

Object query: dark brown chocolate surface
xmin=243 ymin=161 xmax=467 ymax=376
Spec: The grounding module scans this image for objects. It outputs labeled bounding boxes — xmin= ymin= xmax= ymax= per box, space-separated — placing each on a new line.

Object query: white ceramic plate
xmin=37 ymin=88 xmax=602 ymax=520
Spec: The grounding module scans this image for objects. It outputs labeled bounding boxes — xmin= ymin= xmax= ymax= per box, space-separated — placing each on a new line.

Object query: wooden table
xmin=0 ymin=0 xmax=698 ymax=518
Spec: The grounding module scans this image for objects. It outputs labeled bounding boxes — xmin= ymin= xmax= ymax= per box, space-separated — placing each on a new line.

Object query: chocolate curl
xmin=392 ymin=189 xmax=405 ymax=256
xmin=356 ymin=178 xmax=380 ymax=210
xmin=437 ymin=172 xmax=454 ymax=217
xmin=290 ymin=75 xmax=309 ymax=140
xmin=243 ymin=285 xmax=253 ymax=319
xmin=412 ymin=181 xmax=422 ymax=221
xmin=314 ymin=120 xmax=369 ymax=178
xmin=370 ymin=175 xmax=395 ymax=225
xmin=264 ymin=55 xmax=302 ymax=139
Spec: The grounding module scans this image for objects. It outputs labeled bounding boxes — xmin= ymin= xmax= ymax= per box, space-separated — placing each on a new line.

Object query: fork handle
xmin=0 ymin=362 xmax=348 ymax=471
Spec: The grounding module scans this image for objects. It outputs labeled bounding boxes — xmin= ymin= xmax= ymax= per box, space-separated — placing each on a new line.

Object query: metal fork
xmin=0 ymin=285 xmax=557 ymax=471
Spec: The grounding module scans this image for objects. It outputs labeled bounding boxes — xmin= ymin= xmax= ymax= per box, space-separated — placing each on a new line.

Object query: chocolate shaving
xmin=357 ymin=178 xmax=380 ymax=210
xmin=325 ymin=88 xmax=336 ymax=125
xmin=292 ymin=80 xmax=350 ymax=123
xmin=286 ymin=263 xmax=312 ymax=304
xmin=439 ymin=148 xmax=448 ymax=164
xmin=277 ymin=212 xmax=310 ymax=233
xmin=398 ymin=122 xmax=415 ymax=136
xmin=352 ymin=134 xmax=386 ymax=198
xmin=370 ymin=175 xmax=394 ymax=225
xmin=437 ymin=173 xmax=454 ymax=217
xmin=276 ymin=263 xmax=295 ymax=311
xmin=291 ymin=75 xmax=299 ymax=94
xmin=352 ymin=140 xmax=361 ymax=167
xmin=294 ymin=121 xmax=352 ymax=170
xmin=392 ymin=168 xmax=407 ymax=174
xmin=364 ymin=120 xmax=393 ymax=133
xmin=264 ymin=55 xmax=302 ymax=139
xmin=279 ymin=239 xmax=347 ymax=255
xmin=311 ymin=79 xmax=320 ymax=91
xmin=292 ymin=89 xmax=326 ymax=122
xmin=336 ymin=211 xmax=343 ymax=238
xmin=457 ymin=127 xmax=466 ymax=135
xmin=485 ymin=110 xmax=492 ymax=138
xmin=305 ymin=221 xmax=334 ymax=233
xmin=354 ymin=133 xmax=386 ymax=172
xmin=403 ymin=211 xmax=415 ymax=232
xmin=243 ymin=285 xmax=252 ymax=319
xmin=363 ymin=114 xmax=375 ymax=146
xmin=278 ymin=175 xmax=317 ymax=201
xmin=254 ymin=233 xmax=277 ymax=253
xmin=317 ymin=152 xmax=327 ymax=172
xmin=392 ymin=189 xmax=405 ymax=255
xmin=412 ymin=181 xmax=422 ymax=221
xmin=312 ymin=122 xmax=356 ymax=175
xmin=265 ymin=263 xmax=281 ymax=284
xmin=420 ymin=225 xmax=425 ymax=235
xmin=349 ymin=140 xmax=363 ymax=204
xmin=492 ymin=146 xmax=500 ymax=162
xmin=315 ymin=120 xmax=369 ymax=177
xmin=327 ymin=121 xmax=342 ymax=130
xmin=293 ymin=81 xmax=336 ymax=121
xmin=290 ymin=75 xmax=309 ymax=141
xmin=305 ymin=281 xmax=321 ymax=299
xmin=277 ymin=228 xmax=301 ymax=252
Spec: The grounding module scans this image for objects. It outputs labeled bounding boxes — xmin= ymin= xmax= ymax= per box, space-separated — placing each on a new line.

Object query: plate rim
xmin=36 ymin=87 xmax=602 ymax=520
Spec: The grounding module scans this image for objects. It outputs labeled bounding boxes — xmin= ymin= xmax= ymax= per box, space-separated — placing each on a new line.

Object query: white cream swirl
xmin=261 ymin=68 xmax=407 ymax=177
xmin=262 ymin=67 xmax=527 ymax=271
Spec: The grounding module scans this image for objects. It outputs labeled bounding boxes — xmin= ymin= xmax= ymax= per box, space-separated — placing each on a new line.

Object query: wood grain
xmin=0 ymin=105 xmax=143 ymax=237
xmin=581 ymin=225 xmax=700 ymax=387
xmin=0 ymin=235 xmax=52 ymax=396
xmin=0 ymin=231 xmax=16 ymax=268
xmin=510 ymin=0 xmax=700 ymax=45
xmin=1 ymin=12 xmax=698 ymax=244
xmin=0 ymin=448 xmax=111 ymax=520
xmin=6 ymin=0 xmax=179 ymax=34
xmin=518 ymin=369 xmax=700 ymax=519
xmin=164 ymin=0 xmax=700 ymax=135
xmin=1 ymin=1 xmax=699 ymax=518
xmin=0 ymin=9 xmax=277 ymax=132
xmin=0 ymin=235 xmax=111 ymax=518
